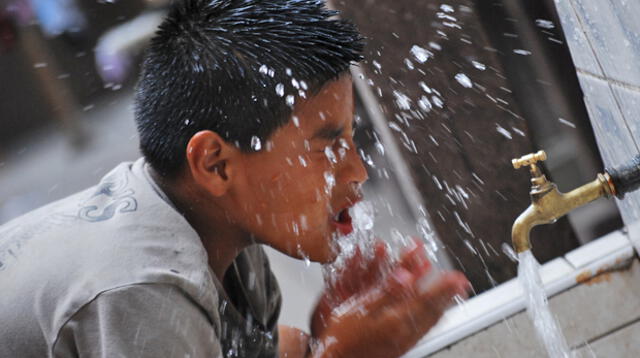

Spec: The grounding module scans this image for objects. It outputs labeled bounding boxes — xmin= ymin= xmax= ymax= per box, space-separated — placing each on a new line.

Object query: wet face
xmin=232 ymin=75 xmax=368 ymax=263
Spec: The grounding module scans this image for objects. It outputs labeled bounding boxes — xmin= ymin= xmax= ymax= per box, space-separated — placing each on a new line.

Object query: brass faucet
xmin=511 ymin=150 xmax=617 ymax=253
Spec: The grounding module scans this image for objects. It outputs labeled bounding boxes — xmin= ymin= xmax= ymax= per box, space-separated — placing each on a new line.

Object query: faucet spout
xmin=512 ymin=205 xmax=537 ymax=254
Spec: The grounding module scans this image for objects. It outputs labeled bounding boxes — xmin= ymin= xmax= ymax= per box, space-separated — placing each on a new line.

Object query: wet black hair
xmin=134 ymin=0 xmax=364 ymax=177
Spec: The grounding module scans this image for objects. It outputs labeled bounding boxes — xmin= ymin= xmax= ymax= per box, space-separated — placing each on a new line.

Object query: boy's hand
xmin=309 ymin=241 xmax=470 ymax=358
xmin=311 ymin=241 xmax=390 ymax=337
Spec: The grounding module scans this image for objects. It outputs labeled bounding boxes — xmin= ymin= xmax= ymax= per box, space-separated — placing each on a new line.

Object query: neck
xmin=149 ymin=168 xmax=252 ymax=281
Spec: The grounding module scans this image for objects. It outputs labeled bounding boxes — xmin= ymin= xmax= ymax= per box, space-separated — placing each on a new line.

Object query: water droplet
xmin=393 ymin=90 xmax=412 ymax=110
xmin=299 ymin=215 xmax=308 ymax=230
xmin=535 ymin=19 xmax=554 ymax=29
xmin=251 ymin=136 xmax=262 ymax=151
xmin=324 ymin=146 xmax=338 ymax=164
xmin=404 ymin=58 xmax=415 ymax=70
xmin=419 ymin=81 xmax=432 ymax=93
xmin=292 ymin=115 xmax=300 ymax=127
xmin=558 ymin=118 xmax=576 ymax=128
xmin=440 ymin=4 xmax=455 ymax=12
xmin=496 ymin=124 xmax=512 ymax=139
xmin=300 ymin=80 xmax=308 ymax=90
xmin=418 ymin=96 xmax=432 ymax=112
xmin=275 ymin=83 xmax=285 ymax=97
xmin=338 ymin=147 xmax=347 ymax=160
xmin=286 ymin=95 xmax=295 ymax=106
xmin=372 ymin=60 xmax=382 ymax=72
xmin=286 ymin=68 xmax=292 ymax=76
xmin=513 ymin=49 xmax=532 ymax=56
xmin=34 ymin=62 xmax=48 ymax=68
xmin=472 ymin=61 xmax=486 ymax=70
xmin=429 ymin=42 xmax=442 ymax=51
xmin=432 ymin=96 xmax=444 ymax=108
xmin=291 ymin=78 xmax=300 ymax=89
xmin=454 ymin=73 xmax=473 ymax=88
xmin=323 ymin=171 xmax=336 ymax=192
xmin=410 ymin=45 xmax=432 ymax=64
xmin=259 ymin=64 xmax=268 ymax=75
xmin=184 ymin=119 xmax=190 ymax=125
xmin=298 ymin=155 xmax=308 ymax=167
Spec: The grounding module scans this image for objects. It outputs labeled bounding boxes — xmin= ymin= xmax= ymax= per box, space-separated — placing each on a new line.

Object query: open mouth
xmin=331 ymin=207 xmax=353 ymax=235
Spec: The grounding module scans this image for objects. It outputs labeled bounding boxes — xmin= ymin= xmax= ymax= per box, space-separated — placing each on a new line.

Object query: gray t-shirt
xmin=0 ymin=159 xmax=281 ymax=358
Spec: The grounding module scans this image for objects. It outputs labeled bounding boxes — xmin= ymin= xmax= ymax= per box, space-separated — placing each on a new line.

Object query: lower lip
xmin=331 ymin=212 xmax=353 ymax=236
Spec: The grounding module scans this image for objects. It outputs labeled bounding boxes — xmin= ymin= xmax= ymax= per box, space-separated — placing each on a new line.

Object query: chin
xmin=292 ymin=236 xmax=339 ymax=264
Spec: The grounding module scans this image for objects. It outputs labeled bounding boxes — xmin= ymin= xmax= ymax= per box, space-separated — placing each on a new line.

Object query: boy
xmin=0 ymin=0 xmax=469 ymax=357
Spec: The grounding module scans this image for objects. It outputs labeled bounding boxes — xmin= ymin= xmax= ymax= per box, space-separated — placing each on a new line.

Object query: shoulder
xmin=53 ymin=283 xmax=223 ymax=358
xmin=0 ymin=159 xmax=219 ymax=351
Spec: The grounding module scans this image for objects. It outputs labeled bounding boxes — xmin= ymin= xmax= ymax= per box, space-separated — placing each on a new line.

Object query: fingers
xmin=419 ymin=271 xmax=470 ymax=311
xmin=332 ymin=240 xmax=390 ymax=299
xmin=399 ymin=239 xmax=432 ymax=278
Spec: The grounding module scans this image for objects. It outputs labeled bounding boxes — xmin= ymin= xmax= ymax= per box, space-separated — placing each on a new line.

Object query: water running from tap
xmin=518 ymin=250 xmax=577 ymax=358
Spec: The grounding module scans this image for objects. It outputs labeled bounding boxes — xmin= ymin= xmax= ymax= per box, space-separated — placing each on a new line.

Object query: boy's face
xmin=232 ymin=75 xmax=368 ymax=263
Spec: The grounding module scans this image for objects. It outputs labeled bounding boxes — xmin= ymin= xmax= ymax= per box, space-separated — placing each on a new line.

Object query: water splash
xmin=518 ymin=251 xmax=576 ymax=358
xmin=325 ymin=201 xmax=378 ymax=276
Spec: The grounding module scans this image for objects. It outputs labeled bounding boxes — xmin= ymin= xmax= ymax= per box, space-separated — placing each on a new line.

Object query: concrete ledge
xmin=404 ymin=229 xmax=636 ymax=358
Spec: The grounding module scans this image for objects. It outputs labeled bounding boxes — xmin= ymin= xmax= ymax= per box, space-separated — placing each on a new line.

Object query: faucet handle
xmin=512 ymin=150 xmax=547 ymax=170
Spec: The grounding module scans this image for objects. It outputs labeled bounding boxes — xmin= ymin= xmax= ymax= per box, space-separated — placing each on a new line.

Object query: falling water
xmin=518 ymin=251 xmax=576 ymax=358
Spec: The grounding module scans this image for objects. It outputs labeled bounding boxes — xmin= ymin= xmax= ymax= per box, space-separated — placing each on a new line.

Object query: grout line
xmin=576 ymin=68 xmax=640 ymax=95
xmin=572 ymin=315 xmax=640 ymax=352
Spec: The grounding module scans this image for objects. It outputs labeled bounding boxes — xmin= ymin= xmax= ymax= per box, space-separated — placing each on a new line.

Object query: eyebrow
xmin=311 ymin=117 xmax=357 ymax=141
xmin=312 ymin=125 xmax=344 ymax=141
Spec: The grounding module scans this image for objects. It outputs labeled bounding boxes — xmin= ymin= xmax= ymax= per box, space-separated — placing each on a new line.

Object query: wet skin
xmin=230 ymin=74 xmax=367 ymax=263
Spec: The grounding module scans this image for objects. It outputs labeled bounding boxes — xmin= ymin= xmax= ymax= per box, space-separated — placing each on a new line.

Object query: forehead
xmin=291 ymin=75 xmax=354 ymax=130
xmin=261 ymin=75 xmax=354 ymax=153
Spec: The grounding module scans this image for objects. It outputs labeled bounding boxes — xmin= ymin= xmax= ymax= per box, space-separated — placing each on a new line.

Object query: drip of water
xmin=518 ymin=251 xmax=577 ymax=358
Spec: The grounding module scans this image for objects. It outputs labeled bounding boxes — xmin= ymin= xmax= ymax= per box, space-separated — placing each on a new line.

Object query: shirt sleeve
xmin=52 ymin=283 xmax=223 ymax=358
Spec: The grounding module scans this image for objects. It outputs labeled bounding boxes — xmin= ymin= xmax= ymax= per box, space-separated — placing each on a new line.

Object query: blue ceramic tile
xmin=554 ymin=0 xmax=603 ymax=76
xmin=571 ymin=0 xmax=640 ymax=87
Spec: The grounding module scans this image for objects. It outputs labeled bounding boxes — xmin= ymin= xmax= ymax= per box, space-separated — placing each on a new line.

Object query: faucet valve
xmin=512 ymin=150 xmax=551 ymax=193
xmin=512 ymin=150 xmax=547 ymax=170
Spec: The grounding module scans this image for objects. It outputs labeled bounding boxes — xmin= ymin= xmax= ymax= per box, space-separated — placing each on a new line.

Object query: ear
xmin=186 ymin=130 xmax=238 ymax=197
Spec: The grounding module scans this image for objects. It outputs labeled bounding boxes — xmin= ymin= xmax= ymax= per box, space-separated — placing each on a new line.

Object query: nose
xmin=338 ymin=140 xmax=369 ymax=186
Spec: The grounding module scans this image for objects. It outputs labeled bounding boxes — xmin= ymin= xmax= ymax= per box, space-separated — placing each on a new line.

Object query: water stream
xmin=518 ymin=250 xmax=577 ymax=358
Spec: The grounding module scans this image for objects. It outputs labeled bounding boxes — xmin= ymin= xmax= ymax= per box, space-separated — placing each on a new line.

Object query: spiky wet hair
xmin=134 ymin=0 xmax=364 ymax=176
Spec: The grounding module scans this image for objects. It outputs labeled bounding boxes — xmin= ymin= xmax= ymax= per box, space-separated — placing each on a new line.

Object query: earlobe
xmin=186 ymin=130 xmax=234 ymax=197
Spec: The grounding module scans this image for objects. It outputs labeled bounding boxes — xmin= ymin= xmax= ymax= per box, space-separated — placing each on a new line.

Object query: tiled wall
xmin=555 ymin=0 xmax=640 ymax=226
